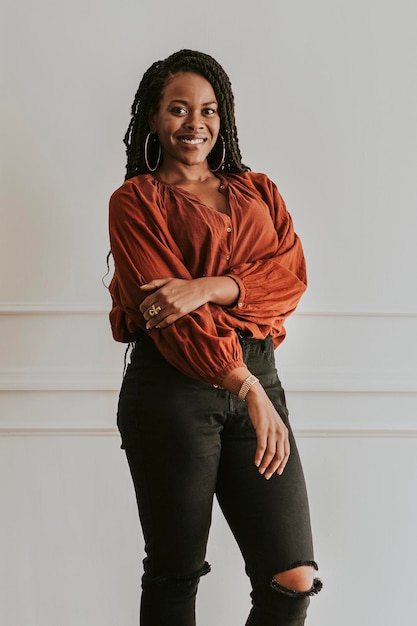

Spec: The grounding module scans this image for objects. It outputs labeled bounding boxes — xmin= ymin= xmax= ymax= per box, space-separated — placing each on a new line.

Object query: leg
xmin=273 ymin=566 xmax=315 ymax=592
xmin=118 ymin=335 xmax=226 ymax=626
xmin=126 ymin=448 xmax=215 ymax=626
xmin=216 ymin=336 xmax=322 ymax=625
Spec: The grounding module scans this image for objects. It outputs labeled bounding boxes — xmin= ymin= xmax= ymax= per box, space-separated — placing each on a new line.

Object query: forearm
xmin=220 ymin=366 xmax=254 ymax=396
xmin=195 ymin=276 xmax=239 ymax=307
xmin=221 ymin=366 xmax=290 ymax=479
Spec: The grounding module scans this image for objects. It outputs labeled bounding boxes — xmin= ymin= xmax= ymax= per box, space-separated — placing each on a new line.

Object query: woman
xmin=108 ymin=49 xmax=321 ymax=626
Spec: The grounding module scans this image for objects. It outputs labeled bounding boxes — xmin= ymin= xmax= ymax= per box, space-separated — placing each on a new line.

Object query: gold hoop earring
xmin=144 ymin=132 xmax=161 ymax=172
xmin=208 ymin=134 xmax=225 ymax=172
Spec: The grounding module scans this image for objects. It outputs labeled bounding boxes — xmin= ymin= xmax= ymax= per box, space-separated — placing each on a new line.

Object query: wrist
xmin=237 ymin=375 xmax=260 ymax=400
xmin=220 ymin=367 xmax=251 ymax=396
xmin=201 ymin=276 xmax=239 ymax=307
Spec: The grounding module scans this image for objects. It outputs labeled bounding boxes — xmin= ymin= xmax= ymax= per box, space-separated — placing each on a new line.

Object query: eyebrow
xmin=168 ymin=99 xmax=218 ymax=106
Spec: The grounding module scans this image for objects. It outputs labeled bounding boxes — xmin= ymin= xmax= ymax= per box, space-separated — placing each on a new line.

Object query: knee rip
xmin=272 ymin=561 xmax=323 ymax=598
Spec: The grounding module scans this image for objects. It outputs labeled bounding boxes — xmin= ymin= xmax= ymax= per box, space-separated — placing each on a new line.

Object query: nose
xmin=184 ymin=110 xmax=204 ymax=130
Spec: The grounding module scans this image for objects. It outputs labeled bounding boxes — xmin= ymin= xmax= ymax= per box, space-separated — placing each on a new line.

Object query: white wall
xmin=1 ymin=1 xmax=416 ymax=625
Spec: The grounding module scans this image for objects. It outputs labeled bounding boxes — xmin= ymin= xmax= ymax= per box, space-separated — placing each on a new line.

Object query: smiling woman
xmin=147 ymin=73 xmax=228 ymax=213
xmin=149 ymin=73 xmax=220 ymax=167
xmin=107 ymin=49 xmax=321 ymax=626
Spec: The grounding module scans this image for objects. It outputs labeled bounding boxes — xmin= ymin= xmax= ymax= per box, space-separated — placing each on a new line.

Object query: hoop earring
xmin=144 ymin=132 xmax=161 ymax=172
xmin=208 ymin=134 xmax=225 ymax=172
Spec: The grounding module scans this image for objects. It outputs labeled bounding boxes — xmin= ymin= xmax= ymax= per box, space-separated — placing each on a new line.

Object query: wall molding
xmin=0 ymin=302 xmax=108 ymax=315
xmin=1 ymin=301 xmax=417 ymax=317
xmin=1 ymin=366 xmax=416 ymax=393
xmin=0 ymin=426 xmax=415 ymax=438
xmin=0 ymin=368 xmax=122 ymax=391
xmin=295 ymin=304 xmax=417 ymax=318
xmin=278 ymin=367 xmax=417 ymax=392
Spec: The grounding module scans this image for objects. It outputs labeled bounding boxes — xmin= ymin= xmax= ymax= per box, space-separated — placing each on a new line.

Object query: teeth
xmin=180 ymin=138 xmax=205 ymax=144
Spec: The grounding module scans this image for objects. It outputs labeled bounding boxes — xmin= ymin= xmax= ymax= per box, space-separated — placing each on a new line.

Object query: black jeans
xmin=117 ymin=332 xmax=321 ymax=625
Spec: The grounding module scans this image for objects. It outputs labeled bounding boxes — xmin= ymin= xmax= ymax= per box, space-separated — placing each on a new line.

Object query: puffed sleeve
xmin=108 ymin=179 xmax=246 ymax=385
xmin=225 ymin=174 xmax=307 ymax=334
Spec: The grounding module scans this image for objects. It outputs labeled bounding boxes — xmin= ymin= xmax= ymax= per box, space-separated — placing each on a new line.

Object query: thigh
xmin=118 ymin=335 xmax=225 ymax=576
xmin=216 ymin=337 xmax=315 ymax=585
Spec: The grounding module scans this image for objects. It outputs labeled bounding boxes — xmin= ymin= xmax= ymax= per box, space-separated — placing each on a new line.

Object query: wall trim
xmin=1 ymin=301 xmax=417 ymax=317
xmin=0 ymin=302 xmax=108 ymax=315
xmin=0 ymin=368 xmax=122 ymax=391
xmin=0 ymin=426 xmax=415 ymax=438
xmin=1 ymin=366 xmax=417 ymax=392
xmin=278 ymin=367 xmax=417 ymax=392
xmin=295 ymin=304 xmax=417 ymax=317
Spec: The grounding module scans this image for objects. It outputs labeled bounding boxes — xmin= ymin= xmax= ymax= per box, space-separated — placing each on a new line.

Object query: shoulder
xmin=109 ymin=174 xmax=160 ymax=219
xmin=226 ymin=171 xmax=282 ymax=205
xmin=227 ymin=171 xmax=278 ymax=192
xmin=110 ymin=174 xmax=156 ymax=203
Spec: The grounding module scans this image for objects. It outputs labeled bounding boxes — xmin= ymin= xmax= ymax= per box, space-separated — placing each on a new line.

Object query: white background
xmin=1 ymin=1 xmax=416 ymax=624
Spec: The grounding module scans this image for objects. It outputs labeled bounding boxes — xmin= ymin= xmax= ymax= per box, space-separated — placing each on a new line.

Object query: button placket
xmin=225 ymin=223 xmax=233 ymax=262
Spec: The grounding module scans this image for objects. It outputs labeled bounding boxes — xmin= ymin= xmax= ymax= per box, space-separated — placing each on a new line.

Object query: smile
xmin=178 ymin=138 xmax=206 ymax=145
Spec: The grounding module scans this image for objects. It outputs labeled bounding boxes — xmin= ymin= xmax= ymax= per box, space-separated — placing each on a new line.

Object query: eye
xmin=203 ymin=107 xmax=217 ymax=116
xmin=170 ymin=106 xmax=187 ymax=115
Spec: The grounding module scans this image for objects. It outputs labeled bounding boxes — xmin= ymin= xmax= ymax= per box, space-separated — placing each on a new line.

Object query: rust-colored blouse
xmin=108 ymin=171 xmax=307 ymax=386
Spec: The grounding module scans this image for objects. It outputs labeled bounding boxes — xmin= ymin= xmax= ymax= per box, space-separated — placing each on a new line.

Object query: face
xmin=149 ymin=72 xmax=220 ymax=171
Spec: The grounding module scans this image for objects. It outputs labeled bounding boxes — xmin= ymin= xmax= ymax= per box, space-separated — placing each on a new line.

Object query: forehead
xmin=161 ymin=72 xmax=217 ymax=103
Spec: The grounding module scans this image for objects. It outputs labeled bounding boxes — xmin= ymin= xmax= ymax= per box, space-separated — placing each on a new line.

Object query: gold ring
xmin=148 ymin=304 xmax=161 ymax=317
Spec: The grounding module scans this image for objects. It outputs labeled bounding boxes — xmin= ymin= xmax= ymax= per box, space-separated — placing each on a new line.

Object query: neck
xmin=155 ymin=162 xmax=215 ymax=186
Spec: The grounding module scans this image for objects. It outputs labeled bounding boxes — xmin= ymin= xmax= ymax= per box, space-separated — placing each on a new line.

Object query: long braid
xmin=123 ymin=50 xmax=250 ymax=180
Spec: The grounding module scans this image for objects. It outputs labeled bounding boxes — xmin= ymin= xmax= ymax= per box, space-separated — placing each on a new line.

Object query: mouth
xmin=177 ymin=136 xmax=207 ymax=145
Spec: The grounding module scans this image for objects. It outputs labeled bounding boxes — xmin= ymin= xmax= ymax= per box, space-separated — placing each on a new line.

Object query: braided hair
xmin=123 ymin=49 xmax=250 ymax=180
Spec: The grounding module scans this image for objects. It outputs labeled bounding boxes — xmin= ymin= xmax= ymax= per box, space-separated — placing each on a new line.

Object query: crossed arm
xmin=109 ymin=178 xmax=308 ymax=479
xmin=139 ymin=275 xmax=290 ymax=479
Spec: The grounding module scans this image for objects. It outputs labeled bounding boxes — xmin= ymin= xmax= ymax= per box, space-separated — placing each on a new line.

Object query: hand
xmin=246 ymin=384 xmax=290 ymax=479
xmin=139 ymin=276 xmax=240 ymax=330
xmin=221 ymin=367 xmax=290 ymax=479
xmin=139 ymin=278 xmax=209 ymax=330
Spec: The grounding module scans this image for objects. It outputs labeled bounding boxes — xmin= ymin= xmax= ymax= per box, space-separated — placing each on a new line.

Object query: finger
xmin=264 ymin=439 xmax=290 ymax=479
xmin=258 ymin=442 xmax=278 ymax=477
xmin=263 ymin=431 xmax=290 ymax=479
xmin=140 ymin=291 xmax=165 ymax=315
xmin=254 ymin=432 xmax=267 ymax=468
xmin=139 ymin=295 xmax=154 ymax=315
xmin=139 ymin=283 xmax=156 ymax=292
xmin=144 ymin=306 xmax=168 ymax=329
xmin=264 ymin=454 xmax=284 ymax=480
xmin=146 ymin=315 xmax=165 ymax=330
xmin=140 ymin=278 xmax=172 ymax=291
xmin=143 ymin=300 xmax=165 ymax=322
xmin=276 ymin=438 xmax=291 ymax=476
xmin=148 ymin=311 xmax=183 ymax=330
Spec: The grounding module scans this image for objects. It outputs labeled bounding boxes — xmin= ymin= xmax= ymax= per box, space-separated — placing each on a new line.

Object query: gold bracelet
xmin=237 ymin=375 xmax=259 ymax=400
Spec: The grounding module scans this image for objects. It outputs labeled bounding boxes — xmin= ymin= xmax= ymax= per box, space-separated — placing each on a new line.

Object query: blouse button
xmin=226 ymin=227 xmax=232 ymax=233
xmin=237 ymin=302 xmax=244 ymax=308
xmin=226 ymin=255 xmax=230 ymax=261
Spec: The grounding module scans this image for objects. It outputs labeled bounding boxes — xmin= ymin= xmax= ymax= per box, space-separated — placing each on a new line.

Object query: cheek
xmin=211 ymin=120 xmax=221 ymax=140
xmin=157 ymin=123 xmax=177 ymax=143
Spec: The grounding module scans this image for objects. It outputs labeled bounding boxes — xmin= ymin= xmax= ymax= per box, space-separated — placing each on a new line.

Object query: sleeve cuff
xmin=213 ymin=359 xmax=247 ymax=388
xmin=225 ymin=273 xmax=246 ymax=312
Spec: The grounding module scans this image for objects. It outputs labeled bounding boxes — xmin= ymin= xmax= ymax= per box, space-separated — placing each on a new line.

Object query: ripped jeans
xmin=117 ymin=332 xmax=321 ymax=625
